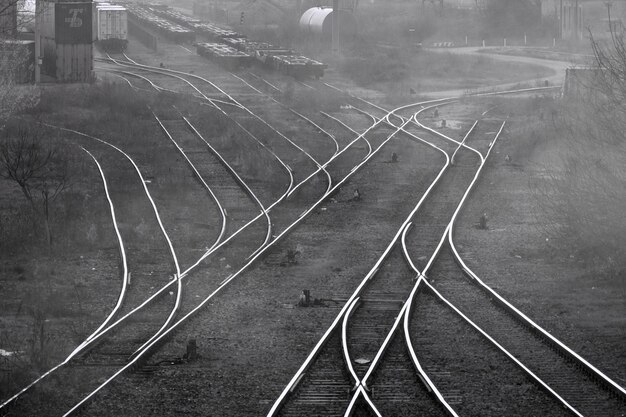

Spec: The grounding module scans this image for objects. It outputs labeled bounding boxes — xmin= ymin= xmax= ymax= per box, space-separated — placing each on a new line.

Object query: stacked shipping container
xmin=36 ymin=1 xmax=94 ymax=82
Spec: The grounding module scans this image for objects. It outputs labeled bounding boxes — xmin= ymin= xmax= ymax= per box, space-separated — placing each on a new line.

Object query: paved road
xmin=422 ymin=46 xmax=572 ymax=98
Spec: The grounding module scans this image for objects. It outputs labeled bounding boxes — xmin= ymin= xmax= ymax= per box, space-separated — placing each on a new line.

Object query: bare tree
xmin=536 ymin=20 xmax=626 ymax=271
xmin=1 ymin=0 xmax=39 ymax=123
xmin=0 ymin=40 xmax=38 ymax=122
xmin=0 ymin=124 xmax=70 ymax=247
xmin=0 ymin=0 xmax=18 ymax=37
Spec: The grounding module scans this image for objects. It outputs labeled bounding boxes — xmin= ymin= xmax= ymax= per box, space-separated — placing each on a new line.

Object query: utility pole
xmin=559 ymin=0 xmax=563 ymax=40
xmin=332 ymin=0 xmax=339 ymax=53
xmin=575 ymin=0 xmax=580 ymax=41
xmin=35 ymin=0 xmax=40 ymax=83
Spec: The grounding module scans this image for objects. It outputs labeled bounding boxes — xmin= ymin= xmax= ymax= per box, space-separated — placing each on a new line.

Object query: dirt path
xmin=421 ymin=46 xmax=571 ymax=98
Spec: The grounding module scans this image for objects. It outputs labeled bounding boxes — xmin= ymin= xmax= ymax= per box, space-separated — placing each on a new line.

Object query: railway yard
xmin=0 ymin=3 xmax=625 ymax=417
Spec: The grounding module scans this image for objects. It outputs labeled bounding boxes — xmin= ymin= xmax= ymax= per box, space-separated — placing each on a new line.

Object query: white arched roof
xmin=299 ymin=7 xmax=333 ymax=34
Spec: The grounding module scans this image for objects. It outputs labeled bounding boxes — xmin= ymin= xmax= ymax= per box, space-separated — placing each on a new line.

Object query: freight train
xmin=105 ymin=2 xmax=326 ymax=79
xmin=196 ymin=42 xmax=253 ymax=70
xmin=125 ymin=4 xmax=195 ymax=43
xmin=194 ymin=24 xmax=326 ymax=78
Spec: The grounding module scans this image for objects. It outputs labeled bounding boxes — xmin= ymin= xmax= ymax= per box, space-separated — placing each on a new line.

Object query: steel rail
xmin=284 ymin=110 xmax=391 ymax=198
xmin=267 ymin=100 xmax=453 ymax=417
xmin=229 ymin=72 xmax=264 ymax=94
xmin=319 ymin=111 xmax=373 ymax=157
xmin=228 ymin=72 xmax=342 ymax=177
xmin=398 ymin=122 xmax=506 ymax=415
xmin=343 ymin=301 xmax=416 ymax=417
xmin=349 ymin=105 xmax=379 ymax=126
xmin=401 ymin=214 xmax=583 ymax=417
xmin=242 ymin=77 xmax=371 ymax=159
xmin=246 ymin=77 xmax=343 ymax=158
xmin=400 ymin=120 xmax=586 ymax=416
xmin=0 ymin=146 xmax=131 ymax=410
xmin=108 ymin=72 xmax=135 ymax=89
xmin=282 ymin=104 xmax=487 ymax=416
xmin=104 ymin=57 xmax=293 ymax=249
xmin=450 ymin=120 xmax=478 ymax=164
xmin=1 ymin=62 xmax=310 ymax=410
xmin=246 ymin=71 xmax=282 ymax=93
xmin=67 ymin=100 xmax=436 ymax=417
xmin=399 ymin=122 xmax=502 ymax=412
xmin=131 ymin=113 xmax=231 ymax=357
xmin=229 ymin=103 xmax=334 ymax=198
xmin=340 ymin=117 xmax=476 ymax=417
xmin=101 ymin=71 xmax=163 ymax=95
xmin=0 ymin=124 xmax=182 ymax=411
xmin=100 ymin=56 xmax=228 ymax=110
xmin=450 ymin=246 xmax=626 ymax=400
xmin=56 ymin=127 xmax=183 ymax=355
xmin=75 ymin=148 xmax=129 ymax=344
xmin=152 ymin=113 xmax=227 ymax=250
xmin=101 ymin=56 xmax=333 ymax=196
xmin=289 ymin=108 xmax=340 ymax=157
xmin=446 ymin=134 xmax=626 ymax=400
xmin=180 ymin=116 xmax=272 ymax=251
xmin=0 ymin=114 xmax=295 ymax=409
xmin=344 ymin=385 xmax=384 ymax=417
xmin=409 ymin=110 xmax=483 ymax=159
xmin=107 ymin=69 xmax=162 ymax=92
xmin=342 ymin=298 xmax=361 ymax=386
xmin=121 ymin=52 xmax=138 ymax=65
xmin=268 ymin=85 xmax=564 ymax=417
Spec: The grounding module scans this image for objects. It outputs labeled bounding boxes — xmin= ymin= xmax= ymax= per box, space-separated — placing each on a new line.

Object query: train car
xmin=266 ymin=54 xmax=327 ymax=79
xmin=150 ymin=7 xmax=201 ymax=27
xmin=94 ymin=4 xmax=128 ymax=52
xmin=126 ymin=4 xmax=195 ymax=43
xmin=190 ymin=21 xmax=242 ymax=41
xmin=196 ymin=42 xmax=252 ymax=70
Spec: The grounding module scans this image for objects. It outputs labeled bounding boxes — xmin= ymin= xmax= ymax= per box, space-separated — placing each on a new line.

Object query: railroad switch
xmin=184 ymin=339 xmax=198 ymax=361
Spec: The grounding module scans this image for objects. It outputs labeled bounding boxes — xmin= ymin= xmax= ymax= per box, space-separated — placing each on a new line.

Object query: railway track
xmin=0 ymin=129 xmax=183 ymax=416
xmin=0 ymin=97 xmax=287 ymax=411
xmin=7 ymin=44 xmax=618 ymax=417
xmin=0 ymin=60 xmax=409 ymax=414
xmin=58 ymin=97 xmax=436 ymax=416
xmin=268 ymin=102 xmax=463 ymax=417
xmin=347 ymin=117 xmax=561 ymax=417
xmin=271 ymin=92 xmax=623 ymax=416
xmin=414 ymin=112 xmax=626 ymax=417
xmin=136 ymin=49 xmax=625 ymax=417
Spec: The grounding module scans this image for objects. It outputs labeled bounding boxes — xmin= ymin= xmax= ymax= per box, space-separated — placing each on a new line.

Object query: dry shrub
xmin=533 ymin=27 xmax=626 ymax=272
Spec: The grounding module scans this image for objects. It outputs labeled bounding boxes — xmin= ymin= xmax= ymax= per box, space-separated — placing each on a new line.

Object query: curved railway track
xmin=98 ymin=54 xmax=336 ymax=199
xmin=0 ymin=127 xmax=184 ymax=416
xmin=270 ymin=87 xmax=626 ymax=417
xmin=6 ymin=47 xmax=620 ymax=416
xmin=268 ymin=101 xmax=459 ymax=417
xmin=414 ymin=121 xmax=626 ymax=416
xmin=2 ymin=56 xmax=402 ymax=415
xmin=56 ymin=96 xmax=434 ymax=416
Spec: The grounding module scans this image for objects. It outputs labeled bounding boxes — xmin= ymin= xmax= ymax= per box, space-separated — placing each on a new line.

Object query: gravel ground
xmin=2 ymin=34 xmax=623 ymax=417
